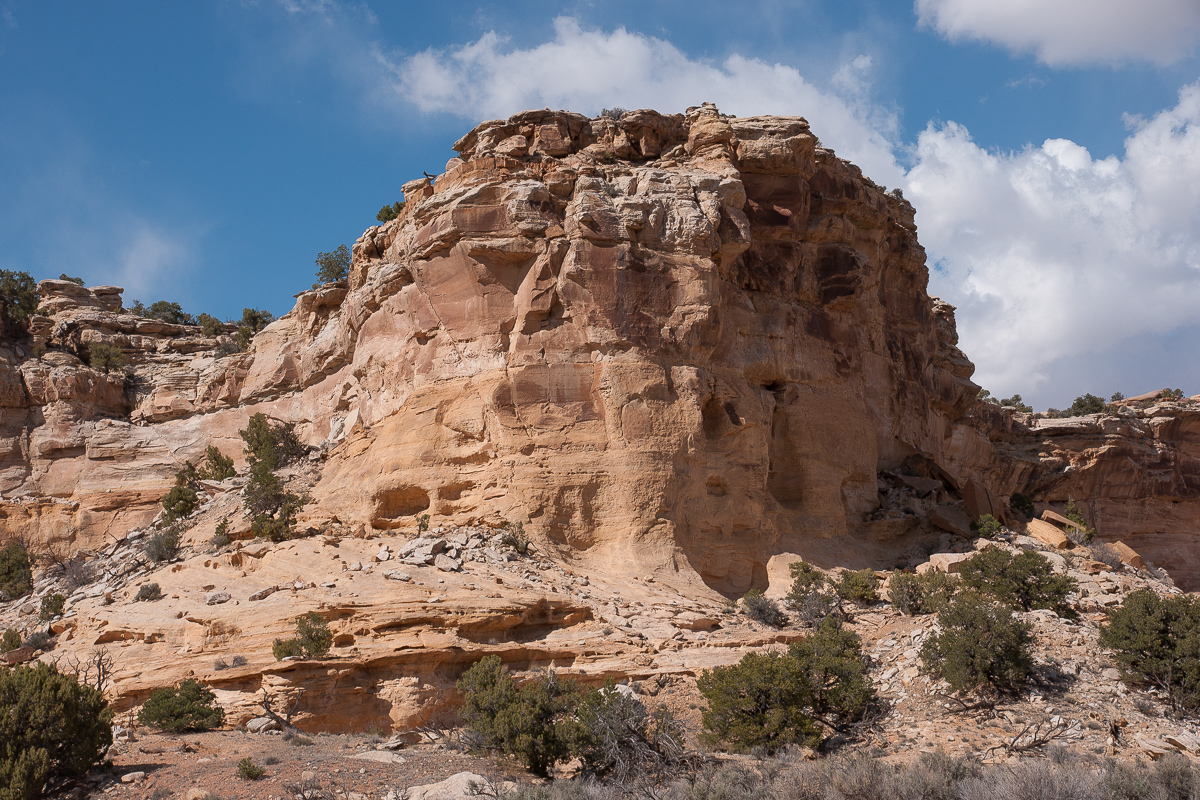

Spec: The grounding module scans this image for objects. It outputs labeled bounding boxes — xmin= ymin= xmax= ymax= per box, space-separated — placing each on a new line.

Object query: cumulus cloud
xmin=386 ymin=17 xmax=905 ymax=187
xmin=915 ymin=0 xmax=1200 ymax=66
xmin=908 ymin=81 xmax=1200 ymax=398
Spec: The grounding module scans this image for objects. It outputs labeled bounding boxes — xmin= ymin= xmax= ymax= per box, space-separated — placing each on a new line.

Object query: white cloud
xmin=915 ymin=0 xmax=1200 ymax=66
xmin=113 ymin=223 xmax=192 ymax=299
xmin=908 ymin=81 xmax=1200 ymax=399
xmin=387 ymin=17 xmax=905 ymax=187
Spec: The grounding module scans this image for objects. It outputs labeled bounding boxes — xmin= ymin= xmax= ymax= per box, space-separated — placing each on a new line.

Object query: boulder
xmin=405 ymin=772 xmax=490 ymax=800
xmin=1026 ymin=518 xmax=1072 ymax=550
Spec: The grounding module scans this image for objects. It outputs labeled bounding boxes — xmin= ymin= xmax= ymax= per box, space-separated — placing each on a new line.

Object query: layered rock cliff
xmin=7 ymin=105 xmax=1200 ymax=734
xmin=5 ymin=105 xmax=1200 ymax=593
xmin=3 ymin=105 xmax=1005 ymax=598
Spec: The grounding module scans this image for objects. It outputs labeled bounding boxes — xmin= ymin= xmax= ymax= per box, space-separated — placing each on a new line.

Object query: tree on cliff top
xmin=314 ymin=244 xmax=350 ymax=285
xmin=0 ymin=269 xmax=38 ymax=337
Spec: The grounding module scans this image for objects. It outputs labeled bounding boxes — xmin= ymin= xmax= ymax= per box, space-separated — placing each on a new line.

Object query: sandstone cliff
xmin=6 ymin=105 xmax=1200 ymax=737
xmin=5 ymin=105 xmax=1199 ymax=593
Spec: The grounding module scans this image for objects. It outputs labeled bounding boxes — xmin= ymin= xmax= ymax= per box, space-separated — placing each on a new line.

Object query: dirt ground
xmin=74 ymin=730 xmax=529 ymax=800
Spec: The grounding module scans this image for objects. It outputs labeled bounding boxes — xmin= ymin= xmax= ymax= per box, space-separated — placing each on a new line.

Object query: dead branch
xmin=259 ymin=687 xmax=308 ymax=736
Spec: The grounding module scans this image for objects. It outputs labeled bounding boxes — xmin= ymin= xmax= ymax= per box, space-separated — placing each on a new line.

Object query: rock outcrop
xmin=8 ymin=106 xmax=1200 ymax=735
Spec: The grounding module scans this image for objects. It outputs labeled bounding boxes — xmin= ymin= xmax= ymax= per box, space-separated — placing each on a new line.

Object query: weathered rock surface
xmin=8 ymin=106 xmax=1200 ymax=739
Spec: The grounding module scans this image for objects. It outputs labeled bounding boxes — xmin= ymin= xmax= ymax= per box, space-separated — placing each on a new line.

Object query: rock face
xmin=6 ymin=105 xmax=1200 ymax=592
xmin=313 ymin=104 xmax=992 ymax=596
xmin=9 ymin=105 xmax=1200 ymax=737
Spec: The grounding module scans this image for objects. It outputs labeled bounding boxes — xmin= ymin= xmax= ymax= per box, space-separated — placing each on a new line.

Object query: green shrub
xmin=0 ymin=541 xmax=33 ymax=601
xmin=138 ymin=679 xmax=224 ymax=732
xmin=58 ymin=274 xmax=84 ymax=286
xmin=834 ymin=569 xmax=880 ymax=603
xmin=375 ymin=201 xmax=404 ymax=223
xmin=0 ymin=662 xmax=113 ymax=800
xmin=457 ymin=655 xmax=583 ymax=776
xmin=919 ymin=592 xmax=1033 ymax=695
xmin=889 ymin=570 xmax=958 ymax=615
xmin=698 ymin=616 xmax=872 ymax=752
xmin=145 ymin=527 xmax=181 ymax=563
xmin=232 ymin=307 xmax=274 ymax=351
xmin=273 ymin=612 xmax=332 ymax=661
xmin=1009 ymin=492 xmax=1035 ymax=519
xmin=240 ymin=413 xmax=305 ymax=470
xmin=1099 ymin=589 xmax=1200 ymax=712
xmin=161 ymin=484 xmax=198 ymax=523
xmin=785 ymin=561 xmax=827 ymax=607
xmin=0 ymin=269 xmax=38 ymax=335
xmin=314 ymin=244 xmax=351 ymax=285
xmin=163 ymin=447 xmax=234 ymax=524
xmin=792 ymin=588 xmax=843 ymax=628
xmin=197 ymin=313 xmax=223 ymax=337
xmin=236 ymin=757 xmax=265 ymax=780
xmin=243 ymin=460 xmax=305 ymax=542
xmin=1046 ymin=393 xmax=1107 ymax=418
xmin=210 ymin=520 xmax=231 ymax=548
xmin=970 ymin=514 xmax=1003 ymax=538
xmin=88 ymin=342 xmax=124 ymax=374
xmin=196 ymin=446 xmax=235 ymax=481
xmin=958 ymin=547 xmax=1076 ymax=616
xmin=145 ymin=301 xmax=196 ymax=326
xmin=1 ymin=629 xmax=20 ymax=653
xmin=38 ymin=593 xmax=65 ymax=621
xmin=271 ymin=638 xmax=303 ymax=660
xmin=742 ymin=589 xmax=787 ymax=627
xmin=136 ymin=583 xmax=162 ymax=602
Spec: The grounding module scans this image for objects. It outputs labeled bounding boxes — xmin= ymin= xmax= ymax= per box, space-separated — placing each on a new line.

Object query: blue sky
xmin=2 ymin=1 xmax=1199 ymax=409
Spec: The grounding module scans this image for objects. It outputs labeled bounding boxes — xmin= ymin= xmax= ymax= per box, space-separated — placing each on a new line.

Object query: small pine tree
xmin=376 ymin=201 xmax=404 ymax=223
xmin=889 ymin=570 xmax=958 ymax=616
xmin=456 ymin=656 xmax=583 ymax=777
xmin=698 ymin=616 xmax=873 ymax=752
xmin=1099 ymin=589 xmax=1200 ymax=712
xmin=58 ymin=274 xmax=84 ymax=286
xmin=834 ymin=569 xmax=880 ymax=603
xmin=0 ymin=541 xmax=33 ymax=601
xmin=1 ymin=628 xmax=21 ymax=653
xmin=137 ymin=680 xmax=225 ymax=732
xmin=0 ymin=663 xmax=113 ymax=799
xmin=240 ymin=413 xmax=305 ymax=470
xmin=273 ymin=612 xmax=332 ymax=660
xmin=958 ymin=547 xmax=1076 ymax=616
xmin=88 ymin=342 xmax=124 ymax=374
xmin=197 ymin=313 xmax=223 ymax=337
xmin=1009 ymin=492 xmax=1035 ymax=519
xmin=314 ymin=244 xmax=351 ymax=284
xmin=742 ymin=589 xmax=787 ymax=627
xmin=970 ymin=514 xmax=1003 ymax=538
xmin=785 ymin=561 xmax=827 ymax=606
xmin=146 ymin=300 xmax=196 ymax=326
xmin=196 ymin=446 xmax=235 ymax=481
xmin=39 ymin=593 xmax=65 ymax=621
xmin=0 ymin=269 xmax=38 ymax=336
xmin=1063 ymin=498 xmax=1095 ymax=543
xmin=920 ymin=592 xmax=1033 ymax=695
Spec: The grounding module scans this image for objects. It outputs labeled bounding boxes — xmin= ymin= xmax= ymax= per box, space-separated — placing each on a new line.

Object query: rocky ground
xmin=9 ymin=500 xmax=1200 ymax=800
